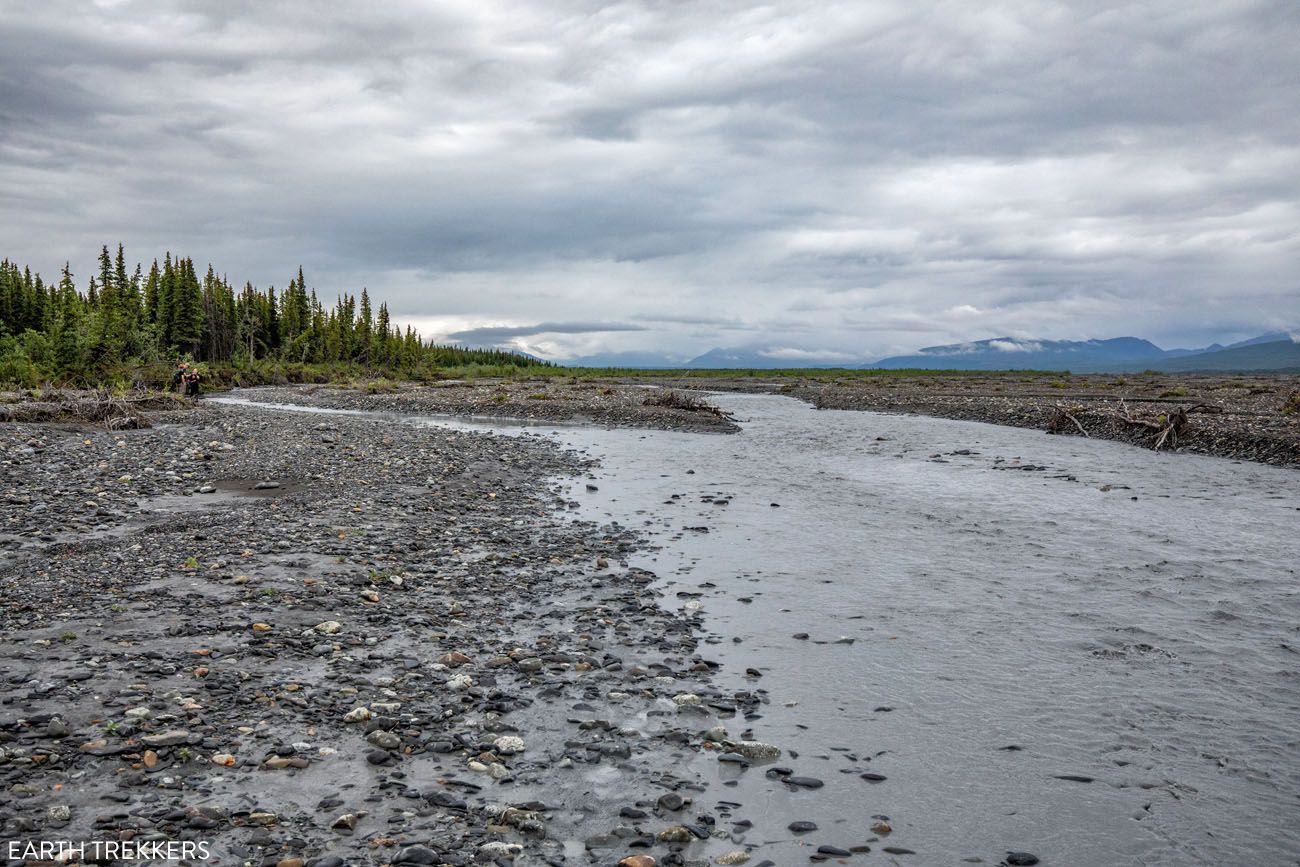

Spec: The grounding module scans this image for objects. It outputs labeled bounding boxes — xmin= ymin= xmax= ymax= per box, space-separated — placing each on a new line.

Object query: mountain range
xmin=562 ymin=332 xmax=1300 ymax=372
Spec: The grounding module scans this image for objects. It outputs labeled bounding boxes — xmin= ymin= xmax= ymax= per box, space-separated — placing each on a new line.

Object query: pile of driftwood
xmin=1049 ymin=398 xmax=1224 ymax=451
xmin=643 ymin=389 xmax=734 ymax=419
xmin=0 ymin=387 xmax=183 ymax=429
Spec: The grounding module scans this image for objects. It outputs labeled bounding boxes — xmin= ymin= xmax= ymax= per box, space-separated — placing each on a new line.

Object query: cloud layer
xmin=2 ymin=0 xmax=1297 ymax=359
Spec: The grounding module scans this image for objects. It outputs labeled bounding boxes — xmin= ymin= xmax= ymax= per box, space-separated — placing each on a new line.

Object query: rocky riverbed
xmin=0 ymin=402 xmax=781 ymax=867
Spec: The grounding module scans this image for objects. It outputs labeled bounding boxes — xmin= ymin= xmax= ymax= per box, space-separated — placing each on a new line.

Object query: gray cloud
xmin=446 ymin=321 xmax=646 ymax=344
xmin=1 ymin=0 xmax=1297 ymax=360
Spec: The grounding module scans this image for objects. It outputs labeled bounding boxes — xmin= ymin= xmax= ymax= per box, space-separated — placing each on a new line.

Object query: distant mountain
xmin=865 ymin=336 xmax=1169 ymax=372
xmin=555 ymin=332 xmax=1298 ymax=372
xmin=863 ymin=333 xmax=1298 ymax=372
xmin=1224 ymin=331 xmax=1293 ymax=350
xmin=1163 ymin=343 xmax=1224 ymax=358
xmin=1141 ymin=339 xmax=1300 ymax=372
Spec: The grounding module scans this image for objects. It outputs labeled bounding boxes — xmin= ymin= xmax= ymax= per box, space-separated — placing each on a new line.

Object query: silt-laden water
xmin=546 ymin=393 xmax=1299 ymax=866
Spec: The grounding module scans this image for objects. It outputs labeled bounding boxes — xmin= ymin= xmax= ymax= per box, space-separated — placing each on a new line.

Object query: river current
xmin=546 ymin=393 xmax=1298 ymax=866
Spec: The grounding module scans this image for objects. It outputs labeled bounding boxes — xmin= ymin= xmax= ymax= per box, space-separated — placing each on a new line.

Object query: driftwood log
xmin=1049 ymin=398 xmax=1224 ymax=451
xmin=0 ymin=388 xmax=182 ymax=427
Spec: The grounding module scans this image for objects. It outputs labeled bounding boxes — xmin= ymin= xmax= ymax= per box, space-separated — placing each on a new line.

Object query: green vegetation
xmin=0 ymin=245 xmax=545 ymax=387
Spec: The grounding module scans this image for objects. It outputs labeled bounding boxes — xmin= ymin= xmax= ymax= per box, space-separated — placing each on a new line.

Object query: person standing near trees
xmin=184 ymin=366 xmax=201 ymax=399
xmin=171 ymin=362 xmax=187 ymax=393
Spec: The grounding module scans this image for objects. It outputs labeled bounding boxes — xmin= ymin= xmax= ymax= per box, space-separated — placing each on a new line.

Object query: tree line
xmin=0 ymin=244 xmax=542 ymax=385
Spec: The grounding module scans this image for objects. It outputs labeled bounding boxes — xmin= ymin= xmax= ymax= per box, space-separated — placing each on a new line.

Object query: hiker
xmin=184 ymin=368 xmax=202 ymax=399
xmin=171 ymin=362 xmax=188 ymax=393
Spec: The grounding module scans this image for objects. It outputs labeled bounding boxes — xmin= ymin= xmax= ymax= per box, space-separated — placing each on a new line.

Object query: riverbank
xmin=233 ymin=371 xmax=1300 ymax=467
xmin=0 ymin=401 xmax=759 ymax=866
xmin=5 ymin=370 xmax=1297 ymax=466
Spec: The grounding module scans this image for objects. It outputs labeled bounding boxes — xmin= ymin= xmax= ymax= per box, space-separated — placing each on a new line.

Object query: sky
xmin=2 ymin=0 xmax=1298 ymax=362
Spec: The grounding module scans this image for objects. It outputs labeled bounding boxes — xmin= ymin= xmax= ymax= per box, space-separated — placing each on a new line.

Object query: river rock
xmin=657 ymin=792 xmax=685 ymax=812
xmin=728 ymin=740 xmax=781 ymax=760
xmin=437 ymin=650 xmax=472 ymax=667
xmin=657 ymin=826 xmax=693 ymax=843
xmin=393 ymin=845 xmax=440 ymax=864
xmin=366 ymin=730 xmax=402 ymax=750
xmin=784 ymin=776 xmax=823 ymax=788
xmin=142 ymin=730 xmax=191 ymax=747
xmin=478 ymin=842 xmax=521 ymax=859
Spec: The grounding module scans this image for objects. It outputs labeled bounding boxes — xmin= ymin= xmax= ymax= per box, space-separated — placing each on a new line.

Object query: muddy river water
xmin=219 ymin=391 xmax=1300 ymax=866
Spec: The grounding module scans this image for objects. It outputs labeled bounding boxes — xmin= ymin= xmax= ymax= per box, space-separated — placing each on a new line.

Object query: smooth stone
xmin=784 ymin=776 xmax=823 ymax=788
xmin=656 ymin=793 xmax=684 ymax=812
xmin=728 ymin=740 xmax=781 ymax=760
xmin=656 ymin=826 xmax=692 ymax=843
xmin=141 ymin=730 xmax=191 ymax=747
xmin=366 ymin=730 xmax=402 ymax=750
xmin=394 ymin=846 xmax=440 ymax=864
xmin=617 ymin=857 xmax=657 ymax=867
xmin=817 ymin=846 xmax=851 ymax=857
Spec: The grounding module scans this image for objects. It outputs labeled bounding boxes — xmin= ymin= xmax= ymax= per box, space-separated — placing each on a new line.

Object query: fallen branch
xmin=1112 ymin=399 xmax=1223 ymax=451
xmin=1048 ymin=404 xmax=1090 ymax=437
xmin=0 ymin=388 xmax=183 ymax=427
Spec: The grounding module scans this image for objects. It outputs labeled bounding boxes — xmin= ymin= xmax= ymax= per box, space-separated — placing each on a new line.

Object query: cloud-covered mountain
xmin=1140 ymin=338 xmax=1299 ymax=372
xmin=867 ymin=336 xmax=1169 ymax=371
xmin=556 ymin=333 xmax=1299 ymax=371
xmin=865 ymin=334 xmax=1299 ymax=372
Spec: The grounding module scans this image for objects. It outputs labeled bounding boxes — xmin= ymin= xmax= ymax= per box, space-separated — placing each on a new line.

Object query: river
xmin=218 ymin=390 xmax=1300 ymax=866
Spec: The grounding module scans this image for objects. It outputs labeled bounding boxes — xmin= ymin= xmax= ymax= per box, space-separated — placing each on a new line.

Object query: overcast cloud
xmin=2 ymin=0 xmax=1297 ymax=360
